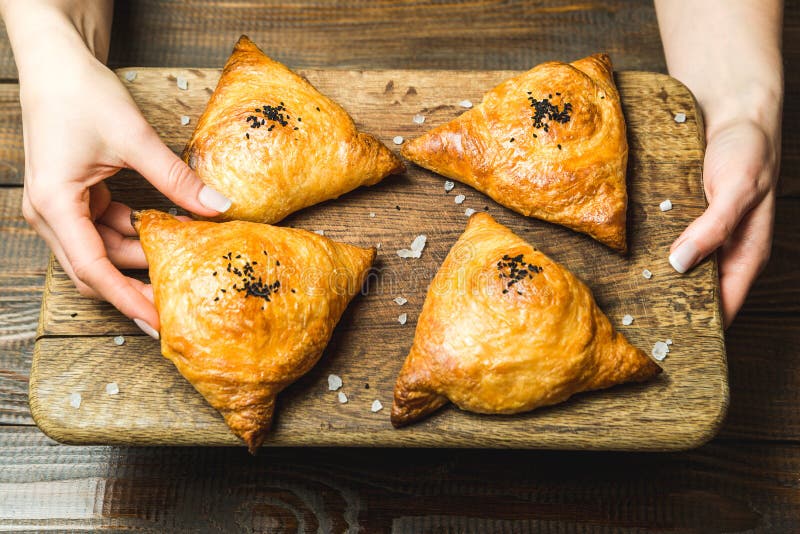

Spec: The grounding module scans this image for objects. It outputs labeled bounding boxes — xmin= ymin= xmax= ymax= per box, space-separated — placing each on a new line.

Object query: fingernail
xmin=133 ymin=318 xmax=160 ymax=340
xmin=198 ymin=185 xmax=232 ymax=213
xmin=669 ymin=239 xmax=700 ymax=274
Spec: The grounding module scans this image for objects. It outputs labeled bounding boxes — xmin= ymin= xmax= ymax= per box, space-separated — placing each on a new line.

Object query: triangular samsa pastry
xmin=133 ymin=210 xmax=375 ymax=453
xmin=391 ymin=213 xmax=660 ymax=427
xmin=183 ymin=35 xmax=404 ymax=223
xmin=402 ymin=54 xmax=629 ymax=252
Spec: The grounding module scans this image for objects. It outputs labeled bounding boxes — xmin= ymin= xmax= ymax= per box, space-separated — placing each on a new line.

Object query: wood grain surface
xmin=29 ymin=67 xmax=726 ymax=451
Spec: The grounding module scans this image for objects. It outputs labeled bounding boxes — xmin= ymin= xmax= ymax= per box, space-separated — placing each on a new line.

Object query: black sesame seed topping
xmin=395 ymin=205 xmax=401 ymax=210
xmin=509 ymin=137 xmax=515 ymax=142
xmin=557 ymin=144 xmax=562 ymax=150
xmin=496 ymin=253 xmax=543 ymax=295
xmin=527 ymin=94 xmax=572 ymax=133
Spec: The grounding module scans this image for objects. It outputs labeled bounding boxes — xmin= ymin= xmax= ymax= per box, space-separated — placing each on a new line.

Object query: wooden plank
xmin=0 ymin=188 xmax=47 ymax=426
xmin=0 ymin=84 xmax=23 ymax=185
xmin=0 ymin=426 xmax=798 ymax=532
xmin=29 ymin=68 xmax=727 ymax=451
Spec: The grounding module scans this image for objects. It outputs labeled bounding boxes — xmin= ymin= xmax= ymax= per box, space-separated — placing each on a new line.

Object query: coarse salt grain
xmin=674 ymin=112 xmax=686 ymax=123
xmin=660 ymin=199 xmax=673 ymax=212
xmin=666 ymin=339 xmax=673 ymax=345
xmin=113 ymin=335 xmax=125 ymax=346
xmin=393 ymin=136 xmax=404 ymax=145
xmin=622 ymin=314 xmax=634 ymax=326
xmin=444 ymin=181 xmax=455 ymax=192
xmin=398 ymin=313 xmax=408 ymax=325
xmin=394 ymin=297 xmax=408 ymax=306
xmin=410 ymin=235 xmax=427 ymax=253
xmin=464 ymin=208 xmax=476 ymax=217
xmin=369 ymin=212 xmax=376 ymax=218
xmin=454 ymin=194 xmax=466 ymax=205
xmin=642 ymin=269 xmax=653 ymax=279
xmin=652 ymin=341 xmax=670 ymax=361
xmin=124 ymin=71 xmax=137 ymax=82
xmin=459 ymin=99 xmax=473 ymax=109
xmin=328 ymin=374 xmax=343 ymax=391
xmin=106 ymin=382 xmax=119 ymax=395
xmin=313 ymin=230 xmax=325 ymax=236
xmin=69 ymin=392 xmax=81 ymax=409
xmin=413 ymin=114 xmax=425 ymax=124
xmin=371 ymin=399 xmax=383 ymax=412
xmin=338 ymin=391 xmax=348 ymax=404
xmin=376 ymin=243 xmax=382 ymax=249
xmin=176 ymin=76 xmax=188 ymax=90
xmin=180 ymin=115 xmax=190 ymax=126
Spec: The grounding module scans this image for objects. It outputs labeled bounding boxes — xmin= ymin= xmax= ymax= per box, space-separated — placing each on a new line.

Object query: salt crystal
xmin=652 ymin=341 xmax=669 ymax=361
xmin=454 ymin=194 xmax=466 ymax=205
xmin=464 ymin=208 xmax=476 ymax=217
xmin=313 ymin=230 xmax=325 ymax=236
xmin=459 ymin=99 xmax=473 ymax=109
xmin=666 ymin=339 xmax=673 ymax=345
xmin=622 ymin=314 xmax=634 ymax=326
xmin=444 ymin=181 xmax=455 ymax=192
xmin=376 ymin=243 xmax=382 ymax=249
xmin=674 ymin=112 xmax=686 ymax=123
xmin=338 ymin=392 xmax=348 ymax=404
xmin=413 ymin=114 xmax=425 ymax=124
xmin=113 ymin=335 xmax=125 ymax=346
xmin=176 ymin=76 xmax=188 ymax=90
xmin=398 ymin=313 xmax=408 ymax=325
xmin=369 ymin=212 xmax=376 ymax=218
xmin=328 ymin=374 xmax=343 ymax=391
xmin=393 ymin=297 xmax=408 ymax=306
xmin=660 ymin=199 xmax=673 ymax=212
xmin=124 ymin=71 xmax=137 ymax=82
xmin=69 ymin=392 xmax=81 ymax=409
xmin=393 ymin=135 xmax=404 ymax=145
xmin=180 ymin=115 xmax=190 ymax=126
xmin=410 ymin=235 xmax=427 ymax=253
xmin=642 ymin=269 xmax=653 ymax=280
xmin=106 ymin=382 xmax=119 ymax=395
xmin=371 ymin=399 xmax=383 ymax=412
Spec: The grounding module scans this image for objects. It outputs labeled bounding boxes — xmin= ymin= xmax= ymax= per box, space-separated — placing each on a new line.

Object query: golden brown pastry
xmin=133 ymin=210 xmax=374 ymax=453
xmin=183 ymin=35 xmax=404 ymax=223
xmin=391 ymin=213 xmax=660 ymax=427
xmin=402 ymin=54 xmax=629 ymax=252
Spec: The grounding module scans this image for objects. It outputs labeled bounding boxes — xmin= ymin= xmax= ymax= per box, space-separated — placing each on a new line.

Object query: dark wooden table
xmin=1 ymin=2 xmax=798 ymax=531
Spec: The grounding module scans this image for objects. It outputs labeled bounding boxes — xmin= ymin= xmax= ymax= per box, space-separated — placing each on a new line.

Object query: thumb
xmin=668 ymin=190 xmax=752 ymax=274
xmin=124 ymin=122 xmax=231 ymax=216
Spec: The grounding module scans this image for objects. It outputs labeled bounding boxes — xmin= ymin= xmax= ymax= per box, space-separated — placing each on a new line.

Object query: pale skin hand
xmin=655 ymin=0 xmax=783 ymax=328
xmin=0 ymin=0 xmax=232 ymax=337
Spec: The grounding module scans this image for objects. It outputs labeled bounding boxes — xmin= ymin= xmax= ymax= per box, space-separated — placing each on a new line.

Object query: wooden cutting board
xmin=30 ymin=67 xmax=726 ymax=451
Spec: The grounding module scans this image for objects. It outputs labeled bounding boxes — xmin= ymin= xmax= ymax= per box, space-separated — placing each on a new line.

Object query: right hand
xmin=17 ymin=14 xmax=231 ymax=337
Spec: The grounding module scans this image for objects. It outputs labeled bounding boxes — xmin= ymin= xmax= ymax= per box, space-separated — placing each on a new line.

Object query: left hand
xmin=668 ymin=117 xmax=779 ymax=328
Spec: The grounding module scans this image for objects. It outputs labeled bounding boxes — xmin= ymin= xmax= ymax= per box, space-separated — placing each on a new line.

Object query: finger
xmin=89 ymin=182 xmax=112 ymax=221
xmin=97 ymin=201 xmax=138 ymax=237
xmin=47 ymin=202 xmax=160 ymax=334
xmin=121 ymin=121 xmax=231 ymax=216
xmin=668 ymin=188 xmax=757 ymax=274
xmin=718 ymin=194 xmax=775 ymax=328
xmin=97 ymin=223 xmax=148 ymax=269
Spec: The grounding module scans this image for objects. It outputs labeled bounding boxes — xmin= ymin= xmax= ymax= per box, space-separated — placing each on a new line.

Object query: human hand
xmin=7 ymin=3 xmax=232 ymax=337
xmin=668 ymin=116 xmax=779 ymax=328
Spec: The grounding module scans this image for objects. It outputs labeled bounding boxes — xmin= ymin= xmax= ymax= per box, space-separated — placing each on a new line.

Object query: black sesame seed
xmin=395 ymin=205 xmax=401 ymax=210
xmin=212 ymin=271 xmax=217 ymax=276
xmin=276 ymin=260 xmax=280 ymax=266
xmin=70 ymin=312 xmax=78 ymax=318
xmin=245 ymin=133 xmax=249 ymax=139
xmin=510 ymin=137 xmax=515 ymax=142
xmin=557 ymin=144 xmax=562 ymax=150
xmin=365 ymin=383 xmax=370 ymax=389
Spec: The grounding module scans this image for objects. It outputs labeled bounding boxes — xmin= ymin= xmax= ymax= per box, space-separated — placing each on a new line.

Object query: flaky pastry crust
xmin=184 ymin=35 xmax=404 ymax=223
xmin=134 ymin=210 xmax=374 ymax=452
xmin=402 ymin=54 xmax=629 ymax=252
xmin=391 ymin=213 xmax=660 ymax=427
